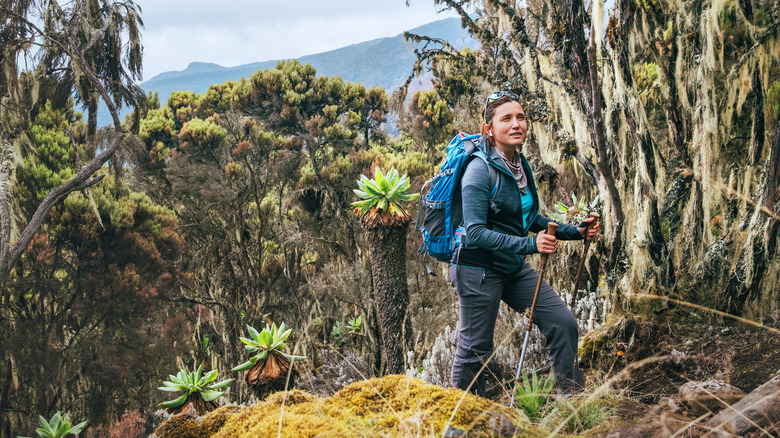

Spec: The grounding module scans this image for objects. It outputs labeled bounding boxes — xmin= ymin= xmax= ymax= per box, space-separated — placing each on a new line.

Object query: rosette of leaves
xmin=347 ymin=316 xmax=363 ymax=335
xmin=28 ymin=412 xmax=87 ymax=437
xmin=332 ymin=316 xmax=363 ymax=347
xmin=512 ymin=370 xmax=555 ymax=423
xmin=352 ymin=167 xmax=419 ymax=225
xmin=158 ymin=365 xmax=234 ymax=415
xmin=550 ymin=194 xmax=600 ymax=222
xmin=232 ymin=322 xmax=305 ymax=398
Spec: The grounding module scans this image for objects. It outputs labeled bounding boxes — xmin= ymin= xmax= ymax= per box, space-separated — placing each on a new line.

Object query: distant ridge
xmin=133 ymin=17 xmax=475 ymax=114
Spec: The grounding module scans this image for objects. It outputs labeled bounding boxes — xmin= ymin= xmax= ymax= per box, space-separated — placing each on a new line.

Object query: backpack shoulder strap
xmin=471 ymin=149 xmax=500 ymax=201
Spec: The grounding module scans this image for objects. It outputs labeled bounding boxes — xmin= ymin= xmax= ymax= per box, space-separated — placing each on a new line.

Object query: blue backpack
xmin=415 ymin=133 xmax=498 ymax=274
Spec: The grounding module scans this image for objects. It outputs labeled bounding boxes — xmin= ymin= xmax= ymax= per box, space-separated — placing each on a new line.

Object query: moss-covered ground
xmin=156 ymin=375 xmax=543 ymax=437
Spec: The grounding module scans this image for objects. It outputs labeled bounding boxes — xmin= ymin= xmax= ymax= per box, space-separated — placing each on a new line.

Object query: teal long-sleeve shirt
xmin=454 ymin=142 xmax=583 ymax=275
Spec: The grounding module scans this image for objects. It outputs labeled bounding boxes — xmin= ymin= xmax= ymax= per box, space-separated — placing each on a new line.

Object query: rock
xmin=595 ymin=411 xmax=708 ymax=437
xmin=442 ymin=411 xmax=519 ymax=438
xmin=660 ymin=396 xmax=681 ymax=413
xmin=707 ymin=373 xmax=780 ymax=436
xmin=676 ymin=380 xmax=745 ymax=416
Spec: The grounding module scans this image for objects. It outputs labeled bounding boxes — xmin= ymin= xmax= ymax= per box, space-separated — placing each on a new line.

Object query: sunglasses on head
xmin=484 ymin=91 xmax=520 ymax=116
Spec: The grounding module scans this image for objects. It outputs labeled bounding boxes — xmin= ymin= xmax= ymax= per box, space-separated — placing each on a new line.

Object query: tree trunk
xmin=361 ymin=214 xmax=412 ymax=374
xmin=719 ymin=106 xmax=780 ymax=315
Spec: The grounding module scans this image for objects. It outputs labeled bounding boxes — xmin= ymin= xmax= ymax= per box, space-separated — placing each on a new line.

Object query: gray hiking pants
xmin=449 ymin=263 xmax=584 ymax=396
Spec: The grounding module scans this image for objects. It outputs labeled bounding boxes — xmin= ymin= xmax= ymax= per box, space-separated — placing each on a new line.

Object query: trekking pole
xmin=510 ymin=221 xmax=557 ymax=408
xmin=568 ymin=212 xmax=600 ymax=312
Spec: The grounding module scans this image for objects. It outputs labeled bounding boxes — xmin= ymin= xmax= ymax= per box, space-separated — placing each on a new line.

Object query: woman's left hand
xmin=579 ymin=216 xmax=600 ymax=240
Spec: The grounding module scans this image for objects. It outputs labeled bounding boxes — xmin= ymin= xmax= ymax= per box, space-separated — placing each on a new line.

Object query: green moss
xmin=154 ymin=414 xmax=205 ymax=438
xmin=753 ymin=7 xmax=770 ymax=27
xmin=639 ymin=0 xmax=659 ymax=12
xmin=767 ymin=79 xmax=780 ymax=127
xmin=633 ymin=62 xmax=662 ymax=107
xmin=719 ymin=0 xmax=749 ymax=62
xmin=211 ymin=375 xmax=540 ymax=437
xmin=200 ymin=405 xmax=243 ymax=435
xmin=155 ymin=405 xmax=242 ymax=438
xmin=579 ymin=326 xmax=614 ymax=370
xmin=578 ymin=316 xmax=662 ymax=372
xmin=660 ymin=218 xmax=671 ymax=242
xmin=662 ymin=21 xmax=674 ymax=43
xmin=712 ymin=226 xmax=722 ymax=239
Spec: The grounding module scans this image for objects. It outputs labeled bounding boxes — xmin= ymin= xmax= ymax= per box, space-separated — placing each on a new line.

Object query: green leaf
xmin=386 ymin=186 xmax=399 ymax=200
xmin=258 ymin=330 xmax=273 ymax=347
xmin=35 ymin=428 xmax=54 ymax=438
xmin=70 ymin=421 xmax=88 ymax=435
xmin=282 ymin=353 xmax=307 ymax=362
xmin=239 ymin=336 xmax=258 ymax=346
xmin=353 ymin=189 xmax=371 ymax=199
xmin=38 ymin=415 xmax=54 ymax=436
xmin=232 ymin=361 xmax=255 ymax=372
xmin=199 ymin=389 xmax=224 ymax=402
xmin=50 ymin=412 xmax=63 ymax=431
xmin=157 ymin=386 xmax=182 ymax=392
xmin=374 ymin=168 xmax=386 ymax=186
xmin=54 ymin=422 xmax=69 ymax=437
xmin=255 ymin=350 xmax=268 ymax=362
xmin=247 ymin=325 xmax=261 ymax=341
xmin=362 ymin=178 xmax=382 ymax=195
xmin=209 ymin=378 xmax=234 ymax=390
xmin=378 ymin=179 xmax=391 ymax=192
xmin=377 ymin=198 xmax=388 ymax=211
xmin=277 ymin=328 xmax=292 ymax=343
xmin=387 ymin=168 xmax=399 ymax=183
xmin=202 ymin=369 xmax=218 ymax=384
xmin=387 ymin=202 xmax=403 ymax=217
xmin=397 ymin=193 xmax=419 ymax=202
xmin=160 ymin=393 xmax=188 ymax=408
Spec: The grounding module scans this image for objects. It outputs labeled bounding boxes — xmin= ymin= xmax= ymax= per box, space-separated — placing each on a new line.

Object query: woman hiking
xmin=450 ymin=91 xmax=600 ymax=396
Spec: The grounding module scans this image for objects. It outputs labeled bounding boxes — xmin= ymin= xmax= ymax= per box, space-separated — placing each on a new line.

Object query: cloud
xmin=135 ymin=0 xmax=457 ymax=80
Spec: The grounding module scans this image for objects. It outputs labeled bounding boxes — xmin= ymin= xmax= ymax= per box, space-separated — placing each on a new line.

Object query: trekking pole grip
xmin=568 ymin=212 xmax=600 ymax=311
xmin=525 ymin=222 xmax=558 ymax=331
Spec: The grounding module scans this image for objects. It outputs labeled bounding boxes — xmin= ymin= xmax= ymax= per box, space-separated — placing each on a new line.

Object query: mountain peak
xmin=183 ymin=62 xmax=227 ymax=73
xmin=123 ymin=17 xmax=475 ymax=127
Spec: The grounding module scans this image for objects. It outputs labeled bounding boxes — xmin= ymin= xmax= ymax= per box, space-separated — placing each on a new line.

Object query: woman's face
xmin=489 ymin=101 xmax=527 ymax=150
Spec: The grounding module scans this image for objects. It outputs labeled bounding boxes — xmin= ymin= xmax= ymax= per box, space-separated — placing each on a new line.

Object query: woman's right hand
xmin=536 ymin=229 xmax=557 ymax=254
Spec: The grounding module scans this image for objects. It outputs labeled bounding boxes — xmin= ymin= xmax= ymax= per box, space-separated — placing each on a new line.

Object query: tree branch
xmin=1 ymin=5 xmax=130 ymax=277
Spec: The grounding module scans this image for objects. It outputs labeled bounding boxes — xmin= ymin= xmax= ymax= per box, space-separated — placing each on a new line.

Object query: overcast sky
xmin=134 ymin=1 xmax=459 ymax=81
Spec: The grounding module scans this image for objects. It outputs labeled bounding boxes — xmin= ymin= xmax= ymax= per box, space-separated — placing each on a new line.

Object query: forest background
xmin=1 ymin=0 xmax=779 ymax=436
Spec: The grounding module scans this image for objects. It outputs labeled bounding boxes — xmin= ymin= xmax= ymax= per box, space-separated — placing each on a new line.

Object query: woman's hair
xmin=480 ymin=94 xmax=523 ymax=148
